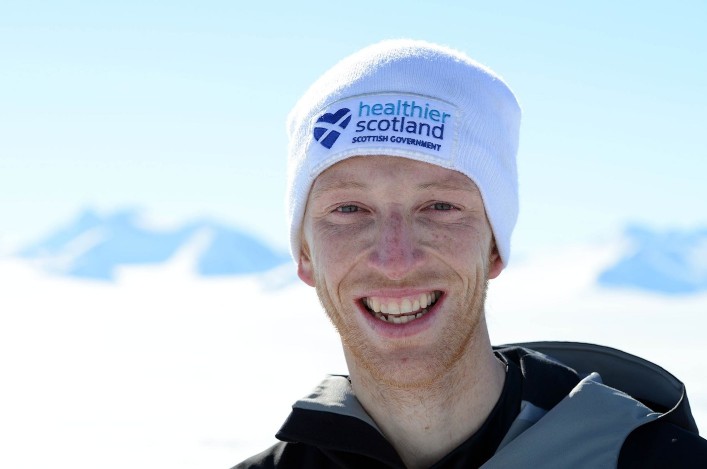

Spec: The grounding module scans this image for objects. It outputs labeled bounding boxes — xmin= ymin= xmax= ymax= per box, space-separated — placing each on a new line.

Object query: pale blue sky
xmin=2 ymin=1 xmax=706 ymax=258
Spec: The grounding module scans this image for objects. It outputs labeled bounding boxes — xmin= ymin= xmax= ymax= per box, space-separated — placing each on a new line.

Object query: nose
xmin=368 ymin=210 xmax=424 ymax=280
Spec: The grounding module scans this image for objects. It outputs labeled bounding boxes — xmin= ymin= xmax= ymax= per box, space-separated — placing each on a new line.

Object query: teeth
xmin=363 ymin=292 xmax=440 ymax=324
xmin=390 ymin=314 xmax=416 ymax=325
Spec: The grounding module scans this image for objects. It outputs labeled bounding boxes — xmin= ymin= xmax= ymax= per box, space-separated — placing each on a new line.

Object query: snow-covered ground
xmin=1 ymin=239 xmax=705 ymax=468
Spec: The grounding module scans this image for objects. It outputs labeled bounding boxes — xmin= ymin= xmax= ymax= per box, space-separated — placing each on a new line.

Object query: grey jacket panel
xmin=483 ymin=372 xmax=659 ymax=468
xmin=479 ymin=341 xmax=696 ymax=467
xmin=511 ymin=341 xmax=698 ymax=433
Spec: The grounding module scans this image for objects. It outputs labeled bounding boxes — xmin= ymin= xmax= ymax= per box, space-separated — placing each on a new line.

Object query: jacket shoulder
xmin=499 ymin=341 xmax=699 ymax=433
xmin=491 ymin=341 xmax=707 ymax=468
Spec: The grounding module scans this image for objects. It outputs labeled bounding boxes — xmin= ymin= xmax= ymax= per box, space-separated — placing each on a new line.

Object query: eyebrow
xmin=416 ymin=179 xmax=480 ymax=194
xmin=310 ymin=179 xmax=369 ymax=200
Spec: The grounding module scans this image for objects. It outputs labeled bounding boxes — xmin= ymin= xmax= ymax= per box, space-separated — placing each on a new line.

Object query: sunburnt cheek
xmin=318 ymin=220 xmax=374 ymax=247
xmin=424 ymin=221 xmax=487 ymax=249
xmin=422 ymin=229 xmax=472 ymax=254
xmin=316 ymin=217 xmax=375 ymax=238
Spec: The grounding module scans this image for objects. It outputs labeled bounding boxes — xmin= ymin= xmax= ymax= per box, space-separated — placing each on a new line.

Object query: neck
xmin=346 ymin=322 xmax=505 ymax=469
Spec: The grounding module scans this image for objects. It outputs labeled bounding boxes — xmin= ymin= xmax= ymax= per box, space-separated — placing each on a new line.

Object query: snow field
xmin=1 ymin=240 xmax=704 ymax=468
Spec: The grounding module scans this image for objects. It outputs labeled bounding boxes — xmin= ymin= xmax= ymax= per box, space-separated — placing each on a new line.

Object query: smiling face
xmin=298 ymin=156 xmax=503 ymax=388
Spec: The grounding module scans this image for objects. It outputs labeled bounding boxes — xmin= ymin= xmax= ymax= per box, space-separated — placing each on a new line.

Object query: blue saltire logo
xmin=313 ymin=108 xmax=352 ymax=149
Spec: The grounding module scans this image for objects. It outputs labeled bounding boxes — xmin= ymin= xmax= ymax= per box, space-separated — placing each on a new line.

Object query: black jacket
xmin=235 ymin=342 xmax=707 ymax=468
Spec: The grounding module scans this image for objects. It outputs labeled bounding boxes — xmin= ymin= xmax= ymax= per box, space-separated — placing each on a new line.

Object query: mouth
xmin=361 ymin=291 xmax=442 ymax=325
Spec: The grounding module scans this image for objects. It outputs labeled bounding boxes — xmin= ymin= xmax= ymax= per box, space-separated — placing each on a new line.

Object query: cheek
xmin=307 ymin=233 xmax=359 ymax=290
xmin=313 ymin=221 xmax=372 ymax=263
xmin=421 ymin=222 xmax=493 ymax=270
xmin=421 ymin=222 xmax=479 ymax=254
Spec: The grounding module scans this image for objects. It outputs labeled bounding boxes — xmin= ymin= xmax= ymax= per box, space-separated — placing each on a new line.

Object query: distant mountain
xmin=18 ymin=208 xmax=289 ymax=280
xmin=598 ymin=225 xmax=707 ymax=294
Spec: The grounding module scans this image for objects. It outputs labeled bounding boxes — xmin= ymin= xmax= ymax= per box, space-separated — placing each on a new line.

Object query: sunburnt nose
xmin=368 ymin=211 xmax=424 ymax=279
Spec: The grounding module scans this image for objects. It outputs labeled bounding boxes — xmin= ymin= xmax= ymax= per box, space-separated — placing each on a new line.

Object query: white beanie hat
xmin=286 ymin=39 xmax=521 ymax=266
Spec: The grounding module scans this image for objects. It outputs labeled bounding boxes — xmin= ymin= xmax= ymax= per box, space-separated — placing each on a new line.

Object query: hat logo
xmin=313 ymin=108 xmax=352 ymax=149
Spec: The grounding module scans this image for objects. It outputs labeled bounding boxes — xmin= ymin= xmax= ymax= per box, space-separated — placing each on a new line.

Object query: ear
xmin=297 ymin=240 xmax=316 ymax=287
xmin=487 ymin=244 xmax=504 ymax=280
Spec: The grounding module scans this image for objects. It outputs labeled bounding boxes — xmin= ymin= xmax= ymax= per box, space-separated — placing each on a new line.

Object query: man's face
xmin=298 ymin=156 xmax=503 ymax=388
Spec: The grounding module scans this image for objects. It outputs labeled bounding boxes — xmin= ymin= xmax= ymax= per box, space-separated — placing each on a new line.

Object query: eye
xmin=336 ymin=204 xmax=360 ymax=213
xmin=430 ymin=202 xmax=454 ymax=211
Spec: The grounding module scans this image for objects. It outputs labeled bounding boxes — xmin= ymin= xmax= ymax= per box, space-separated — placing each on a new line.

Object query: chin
xmin=343 ymin=321 xmax=483 ymax=391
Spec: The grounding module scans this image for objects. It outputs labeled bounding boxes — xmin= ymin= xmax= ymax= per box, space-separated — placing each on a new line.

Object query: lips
xmin=361 ymin=291 xmax=442 ymax=324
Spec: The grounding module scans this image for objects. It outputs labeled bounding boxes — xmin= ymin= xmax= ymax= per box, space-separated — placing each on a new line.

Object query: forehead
xmin=310 ymin=155 xmax=480 ymax=198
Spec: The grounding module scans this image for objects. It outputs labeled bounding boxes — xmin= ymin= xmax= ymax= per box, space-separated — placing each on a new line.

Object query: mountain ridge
xmin=598 ymin=224 xmax=707 ymax=294
xmin=18 ymin=208 xmax=289 ymax=280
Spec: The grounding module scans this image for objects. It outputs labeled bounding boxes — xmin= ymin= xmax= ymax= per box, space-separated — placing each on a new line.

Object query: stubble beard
xmin=314 ymin=266 xmax=490 ymax=392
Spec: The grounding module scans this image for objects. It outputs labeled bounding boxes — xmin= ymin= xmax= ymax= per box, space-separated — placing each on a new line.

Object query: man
xmin=236 ymin=40 xmax=707 ymax=468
